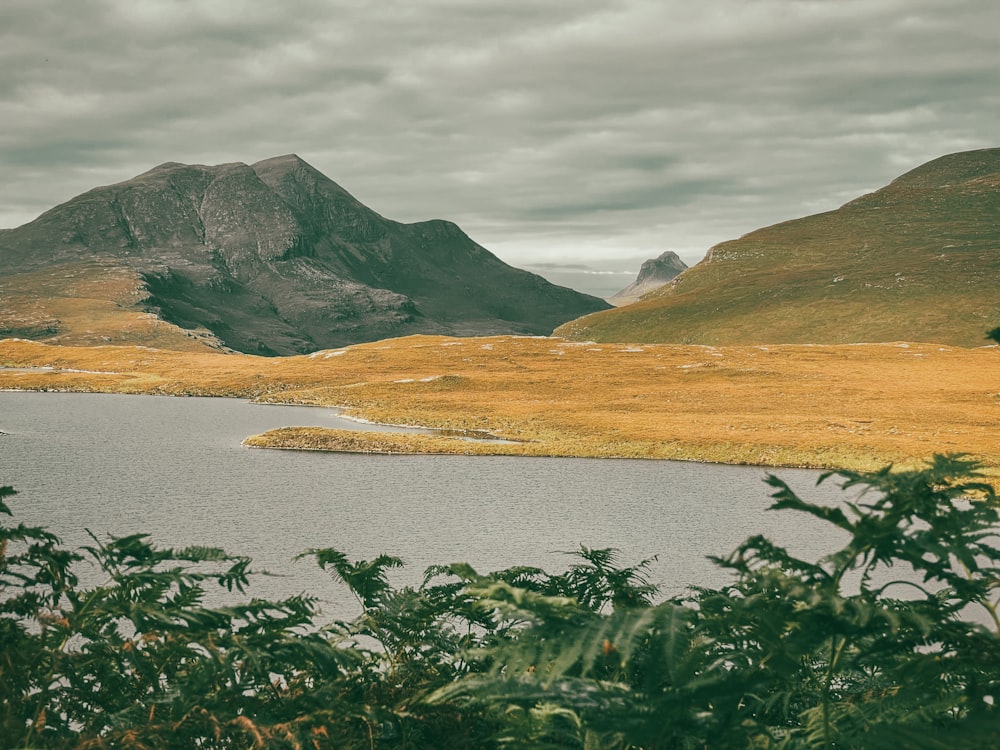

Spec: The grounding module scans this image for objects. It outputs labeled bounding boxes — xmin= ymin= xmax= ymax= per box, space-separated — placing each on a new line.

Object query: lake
xmin=0 ymin=390 xmax=850 ymax=619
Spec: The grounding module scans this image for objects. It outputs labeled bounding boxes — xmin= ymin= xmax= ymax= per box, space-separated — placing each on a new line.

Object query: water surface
xmin=0 ymin=391 xmax=849 ymax=617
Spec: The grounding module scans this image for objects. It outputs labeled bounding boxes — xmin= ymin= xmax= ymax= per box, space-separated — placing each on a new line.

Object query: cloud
xmin=1 ymin=0 xmax=998 ymax=296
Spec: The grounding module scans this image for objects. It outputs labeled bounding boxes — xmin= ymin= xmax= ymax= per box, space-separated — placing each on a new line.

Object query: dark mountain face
xmin=608 ymin=251 xmax=688 ymax=306
xmin=0 ymin=155 xmax=609 ymax=354
xmin=558 ymin=147 xmax=1000 ymax=347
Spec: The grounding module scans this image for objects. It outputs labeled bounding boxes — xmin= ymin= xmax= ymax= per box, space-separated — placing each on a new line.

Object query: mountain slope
xmin=0 ymin=156 xmax=609 ymax=354
xmin=557 ymin=148 xmax=1000 ymax=347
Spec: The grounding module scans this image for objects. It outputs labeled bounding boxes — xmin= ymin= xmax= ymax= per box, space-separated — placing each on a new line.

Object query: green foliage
xmin=1 ymin=484 xmax=370 ymax=748
xmin=430 ymin=455 xmax=1000 ymax=749
xmin=2 ymin=455 xmax=999 ymax=748
xmin=987 ymin=326 xmax=1000 ymax=344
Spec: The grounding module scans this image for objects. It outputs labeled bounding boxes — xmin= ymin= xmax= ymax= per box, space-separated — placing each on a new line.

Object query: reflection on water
xmin=0 ymin=391 xmax=849 ymax=618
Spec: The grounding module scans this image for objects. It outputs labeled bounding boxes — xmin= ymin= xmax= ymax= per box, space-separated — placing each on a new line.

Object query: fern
xmin=2 ymin=455 xmax=999 ymax=748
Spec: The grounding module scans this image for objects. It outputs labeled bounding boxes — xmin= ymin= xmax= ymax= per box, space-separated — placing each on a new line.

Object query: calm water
xmin=0 ymin=391 xmax=850 ymax=618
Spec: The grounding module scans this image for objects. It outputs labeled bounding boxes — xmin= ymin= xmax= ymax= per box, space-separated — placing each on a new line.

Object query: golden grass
xmin=242 ymin=427 xmax=523 ymax=455
xmin=0 ymin=262 xmax=224 ymax=352
xmin=1 ymin=335 xmax=997 ymax=479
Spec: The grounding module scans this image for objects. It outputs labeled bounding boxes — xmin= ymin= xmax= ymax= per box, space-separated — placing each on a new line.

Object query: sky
xmin=2 ymin=1 xmax=998 ymax=298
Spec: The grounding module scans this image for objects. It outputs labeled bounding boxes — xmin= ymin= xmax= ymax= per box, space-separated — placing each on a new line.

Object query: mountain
xmin=607 ymin=251 xmax=688 ymax=306
xmin=0 ymin=156 xmax=609 ymax=354
xmin=557 ymin=148 xmax=1000 ymax=347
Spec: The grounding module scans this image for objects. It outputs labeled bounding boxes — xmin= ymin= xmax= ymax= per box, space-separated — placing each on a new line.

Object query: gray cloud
xmin=2 ymin=0 xmax=998 ymax=296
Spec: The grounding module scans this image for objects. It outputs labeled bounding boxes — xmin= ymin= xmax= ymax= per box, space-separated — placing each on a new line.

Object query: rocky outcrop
xmin=607 ymin=251 xmax=688 ymax=306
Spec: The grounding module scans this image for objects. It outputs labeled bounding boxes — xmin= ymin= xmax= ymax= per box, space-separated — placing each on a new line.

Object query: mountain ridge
xmin=0 ymin=156 xmax=609 ymax=354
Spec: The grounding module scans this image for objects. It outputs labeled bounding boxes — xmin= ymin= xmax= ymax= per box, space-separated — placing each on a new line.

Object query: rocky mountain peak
xmin=608 ymin=250 xmax=688 ymax=306
xmin=0 ymin=156 xmax=610 ymax=354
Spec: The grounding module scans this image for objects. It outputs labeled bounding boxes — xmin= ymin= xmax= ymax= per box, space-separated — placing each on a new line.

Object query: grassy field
xmin=0 ymin=261 xmax=225 ymax=352
xmin=1 ymin=335 xmax=997 ymax=479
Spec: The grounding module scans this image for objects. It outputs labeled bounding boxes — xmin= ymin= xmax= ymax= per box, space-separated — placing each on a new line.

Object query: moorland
xmin=1 ymin=334 xmax=996 ymax=481
xmin=1 ymin=147 xmax=998 ymax=477
xmin=3 ymin=148 xmax=1000 ymax=749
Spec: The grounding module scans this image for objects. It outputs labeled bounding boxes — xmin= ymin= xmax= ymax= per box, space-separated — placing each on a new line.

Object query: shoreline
xmin=2 ymin=335 xmax=996 ymax=479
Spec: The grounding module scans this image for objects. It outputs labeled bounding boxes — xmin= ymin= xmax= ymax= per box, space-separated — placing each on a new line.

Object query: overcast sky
xmin=2 ymin=0 xmax=998 ymax=297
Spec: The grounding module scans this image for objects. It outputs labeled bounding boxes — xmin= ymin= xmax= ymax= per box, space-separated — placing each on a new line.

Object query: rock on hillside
xmin=608 ymin=251 xmax=688 ymax=306
xmin=0 ymin=155 xmax=609 ymax=354
xmin=557 ymin=147 xmax=1000 ymax=347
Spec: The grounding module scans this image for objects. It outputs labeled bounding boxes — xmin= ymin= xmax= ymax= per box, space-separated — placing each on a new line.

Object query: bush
xmin=2 ymin=454 xmax=998 ymax=748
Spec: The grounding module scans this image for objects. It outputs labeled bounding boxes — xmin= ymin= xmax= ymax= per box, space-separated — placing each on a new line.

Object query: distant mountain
xmin=607 ymin=251 xmax=688 ymax=306
xmin=0 ymin=155 xmax=609 ymax=354
xmin=557 ymin=148 xmax=1000 ymax=347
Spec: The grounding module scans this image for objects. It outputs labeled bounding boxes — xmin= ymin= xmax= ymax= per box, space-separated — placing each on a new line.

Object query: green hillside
xmin=557 ymin=147 xmax=1000 ymax=347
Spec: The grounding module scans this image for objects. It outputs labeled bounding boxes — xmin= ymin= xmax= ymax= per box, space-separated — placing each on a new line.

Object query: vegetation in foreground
xmin=2 ymin=335 xmax=998 ymax=477
xmin=3 ymin=454 xmax=999 ymax=748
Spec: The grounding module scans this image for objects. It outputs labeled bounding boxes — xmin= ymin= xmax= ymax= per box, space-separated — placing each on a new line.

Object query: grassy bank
xmin=1 ymin=335 xmax=997 ymax=477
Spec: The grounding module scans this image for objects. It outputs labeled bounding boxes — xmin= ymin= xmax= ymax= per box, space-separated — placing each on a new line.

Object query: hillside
xmin=0 ymin=156 xmax=609 ymax=354
xmin=557 ymin=148 xmax=1000 ymax=346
